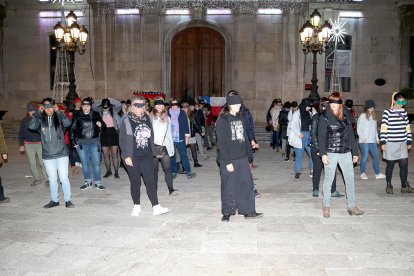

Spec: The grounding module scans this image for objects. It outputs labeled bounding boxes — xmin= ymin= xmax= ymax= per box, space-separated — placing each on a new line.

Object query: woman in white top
xmin=150 ymin=97 xmax=177 ymax=195
xmin=357 ymin=100 xmax=385 ymax=180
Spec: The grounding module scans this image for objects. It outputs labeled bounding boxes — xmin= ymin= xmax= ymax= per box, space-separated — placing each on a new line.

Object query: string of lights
xmin=95 ymin=0 xmax=304 ymax=15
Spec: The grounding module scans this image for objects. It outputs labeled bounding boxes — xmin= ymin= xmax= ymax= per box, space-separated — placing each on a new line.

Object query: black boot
xmin=401 ymin=182 xmax=414 ymax=193
xmin=103 ymin=171 xmax=112 ymax=178
xmin=386 ymin=182 xmax=393 ymax=194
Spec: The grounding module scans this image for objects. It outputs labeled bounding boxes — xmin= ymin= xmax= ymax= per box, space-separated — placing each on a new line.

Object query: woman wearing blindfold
xmin=216 ymin=90 xmax=263 ymax=222
xmin=380 ymin=92 xmax=412 ymax=194
xmin=119 ymin=97 xmax=169 ymax=216
xmin=318 ymin=92 xmax=363 ymax=218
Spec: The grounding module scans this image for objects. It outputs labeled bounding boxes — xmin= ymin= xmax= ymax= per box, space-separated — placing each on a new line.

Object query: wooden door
xmin=171 ymin=27 xmax=225 ymax=101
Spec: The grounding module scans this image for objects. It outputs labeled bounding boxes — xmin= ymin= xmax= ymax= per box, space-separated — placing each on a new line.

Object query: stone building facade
xmin=0 ymin=0 xmax=413 ymax=123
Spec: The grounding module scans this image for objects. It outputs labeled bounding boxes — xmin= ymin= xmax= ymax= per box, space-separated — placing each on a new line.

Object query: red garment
xmin=206 ymin=112 xmax=215 ymax=127
xmin=63 ymin=110 xmax=72 ymax=145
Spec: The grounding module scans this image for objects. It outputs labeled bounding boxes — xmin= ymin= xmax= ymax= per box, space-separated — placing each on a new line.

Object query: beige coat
xmin=0 ymin=124 xmax=7 ymax=166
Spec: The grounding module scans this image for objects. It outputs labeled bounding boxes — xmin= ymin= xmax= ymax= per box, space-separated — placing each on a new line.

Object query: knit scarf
xmin=169 ymin=108 xmax=181 ymax=142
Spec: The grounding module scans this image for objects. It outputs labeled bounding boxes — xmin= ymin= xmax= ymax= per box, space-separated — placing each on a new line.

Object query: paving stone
xmin=1 ymin=139 xmax=414 ymax=273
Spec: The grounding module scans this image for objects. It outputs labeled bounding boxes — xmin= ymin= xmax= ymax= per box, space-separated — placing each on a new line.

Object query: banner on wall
xmin=199 ymin=96 xmax=226 ymax=116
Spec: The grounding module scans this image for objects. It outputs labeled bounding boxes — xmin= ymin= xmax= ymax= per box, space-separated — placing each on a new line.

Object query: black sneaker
xmin=114 ymin=172 xmax=120 ymax=179
xmin=221 ymin=215 xmax=230 ymax=222
xmin=65 ymin=201 xmax=75 ymax=208
xmin=169 ymin=189 xmax=178 ymax=196
xmin=194 ymin=163 xmax=203 ymax=168
xmin=0 ymin=197 xmax=10 ymax=204
xmin=95 ymin=184 xmax=105 ymax=190
xmin=284 ymin=158 xmax=290 ymax=162
xmin=295 ymin=173 xmax=300 ymax=181
xmin=43 ymin=201 xmax=59 ymax=208
xmin=80 ymin=181 xmax=92 ymax=190
xmin=244 ymin=212 xmax=263 ymax=219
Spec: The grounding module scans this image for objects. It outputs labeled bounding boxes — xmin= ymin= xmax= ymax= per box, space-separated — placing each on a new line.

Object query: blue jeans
xmin=171 ymin=141 xmax=192 ymax=175
xmin=322 ymin=152 xmax=356 ymax=208
xmin=359 ymin=143 xmax=380 ymax=174
xmin=76 ymin=142 xmax=101 ymax=184
xmin=293 ymin=131 xmax=313 ymax=174
xmin=272 ymin=130 xmax=280 ymax=147
xmin=43 ymin=157 xmax=72 ymax=202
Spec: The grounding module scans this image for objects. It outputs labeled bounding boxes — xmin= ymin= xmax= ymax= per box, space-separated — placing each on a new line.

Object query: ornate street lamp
xmin=53 ymin=10 xmax=88 ymax=109
xmin=299 ymin=9 xmax=332 ymax=101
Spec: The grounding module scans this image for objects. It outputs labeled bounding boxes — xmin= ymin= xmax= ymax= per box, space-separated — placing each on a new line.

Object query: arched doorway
xmin=171 ymin=27 xmax=225 ymax=101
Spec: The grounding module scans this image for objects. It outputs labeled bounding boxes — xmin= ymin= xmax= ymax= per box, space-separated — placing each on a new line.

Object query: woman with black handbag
xmin=150 ymin=97 xmax=177 ymax=195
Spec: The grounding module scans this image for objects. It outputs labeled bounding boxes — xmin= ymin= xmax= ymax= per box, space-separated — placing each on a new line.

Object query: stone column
xmin=0 ymin=2 xmax=5 ymax=102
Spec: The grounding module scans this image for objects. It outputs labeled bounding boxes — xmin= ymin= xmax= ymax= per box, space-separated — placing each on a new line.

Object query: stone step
xmin=1 ymin=120 xmax=20 ymax=139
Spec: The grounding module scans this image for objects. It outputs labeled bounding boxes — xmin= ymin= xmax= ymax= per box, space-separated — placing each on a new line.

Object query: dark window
xmin=409 ymin=36 xmax=414 ymax=88
xmin=325 ymin=35 xmax=352 ymax=92
xmin=49 ymin=34 xmax=57 ymax=90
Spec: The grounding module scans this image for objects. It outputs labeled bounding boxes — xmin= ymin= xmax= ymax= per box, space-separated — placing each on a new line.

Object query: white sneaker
xmin=131 ymin=205 xmax=141 ymax=216
xmin=360 ymin=173 xmax=368 ymax=180
xmin=153 ymin=204 xmax=169 ymax=216
xmin=375 ymin=173 xmax=386 ymax=179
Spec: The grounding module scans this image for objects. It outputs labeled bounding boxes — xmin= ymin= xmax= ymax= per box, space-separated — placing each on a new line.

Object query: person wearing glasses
xmin=28 ymin=98 xmax=74 ymax=208
xmin=70 ymin=98 xmax=107 ymax=190
xmin=119 ymin=97 xmax=169 ymax=216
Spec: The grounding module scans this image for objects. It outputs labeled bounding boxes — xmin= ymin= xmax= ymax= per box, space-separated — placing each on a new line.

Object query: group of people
xmin=0 ymin=90 xmax=411 ymax=221
xmin=267 ymin=92 xmax=412 ymax=217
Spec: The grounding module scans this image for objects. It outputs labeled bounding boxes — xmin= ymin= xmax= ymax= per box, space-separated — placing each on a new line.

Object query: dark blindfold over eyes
xmin=328 ymin=99 xmax=343 ymax=104
xmin=134 ymin=103 xmax=146 ymax=108
xmin=154 ymin=100 xmax=164 ymax=105
xmin=171 ymin=102 xmax=179 ymax=106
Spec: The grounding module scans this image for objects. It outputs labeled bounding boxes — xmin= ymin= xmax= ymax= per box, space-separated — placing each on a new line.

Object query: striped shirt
xmin=380 ymin=108 xmax=412 ymax=145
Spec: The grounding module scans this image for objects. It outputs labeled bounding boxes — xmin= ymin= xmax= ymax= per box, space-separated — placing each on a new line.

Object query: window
xmin=49 ymin=34 xmax=57 ymax=90
xmin=409 ymin=36 xmax=414 ymax=88
xmin=325 ymin=34 xmax=352 ymax=92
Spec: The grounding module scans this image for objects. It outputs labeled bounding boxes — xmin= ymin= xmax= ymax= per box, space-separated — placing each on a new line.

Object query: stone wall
xmin=0 ymin=0 xmax=408 ymax=123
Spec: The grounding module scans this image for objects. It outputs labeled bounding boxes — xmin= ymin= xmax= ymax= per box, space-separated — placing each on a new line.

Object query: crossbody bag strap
xmin=160 ymin=122 xmax=168 ymax=146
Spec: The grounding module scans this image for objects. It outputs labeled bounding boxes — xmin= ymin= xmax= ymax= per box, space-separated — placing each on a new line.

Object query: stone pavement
xmin=0 ymin=138 xmax=414 ymax=275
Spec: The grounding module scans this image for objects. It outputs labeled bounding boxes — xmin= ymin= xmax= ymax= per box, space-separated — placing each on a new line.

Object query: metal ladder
xmin=52 ymin=50 xmax=70 ymax=103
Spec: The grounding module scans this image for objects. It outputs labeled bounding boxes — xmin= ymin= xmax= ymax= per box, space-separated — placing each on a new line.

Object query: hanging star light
xmin=329 ymin=17 xmax=347 ymax=45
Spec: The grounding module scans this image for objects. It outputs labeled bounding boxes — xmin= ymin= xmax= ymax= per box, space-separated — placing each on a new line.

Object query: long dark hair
xmin=41 ymin=98 xmax=60 ymax=131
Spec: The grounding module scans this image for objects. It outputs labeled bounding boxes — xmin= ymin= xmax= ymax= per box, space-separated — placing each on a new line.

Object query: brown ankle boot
xmin=347 ymin=206 xmax=364 ymax=216
xmin=386 ymin=182 xmax=393 ymax=194
xmin=322 ymin=206 xmax=330 ymax=218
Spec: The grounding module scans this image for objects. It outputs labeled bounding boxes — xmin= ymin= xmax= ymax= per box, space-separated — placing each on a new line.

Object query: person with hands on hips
xmin=318 ymin=92 xmax=363 ymax=218
xmin=216 ymin=90 xmax=263 ymax=222
xmin=380 ymin=92 xmax=412 ymax=194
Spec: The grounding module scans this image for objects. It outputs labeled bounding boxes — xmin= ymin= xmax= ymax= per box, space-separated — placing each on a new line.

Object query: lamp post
xmin=53 ymin=10 xmax=88 ymax=109
xmin=299 ymin=9 xmax=331 ymax=101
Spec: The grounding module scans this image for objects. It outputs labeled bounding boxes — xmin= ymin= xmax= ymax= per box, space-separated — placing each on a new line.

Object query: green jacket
xmin=0 ymin=124 xmax=7 ymax=166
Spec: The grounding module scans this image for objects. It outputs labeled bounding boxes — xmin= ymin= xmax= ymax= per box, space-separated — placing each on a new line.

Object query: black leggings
xmin=154 ymin=154 xmax=174 ymax=192
xmin=125 ymin=155 xmax=159 ymax=206
xmin=311 ymin=148 xmax=337 ymax=192
xmin=102 ymin=146 xmax=119 ymax=174
xmin=385 ymin=158 xmax=408 ymax=186
xmin=189 ymin=143 xmax=198 ymax=164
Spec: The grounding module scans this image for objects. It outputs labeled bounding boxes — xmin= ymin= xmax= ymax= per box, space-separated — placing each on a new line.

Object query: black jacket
xmin=317 ymin=109 xmax=358 ymax=156
xmin=216 ymin=112 xmax=253 ymax=165
xmin=310 ymin=113 xmax=320 ymax=152
xmin=194 ymin=109 xmax=205 ymax=131
xmin=28 ymin=111 xmax=72 ymax=160
xmin=19 ymin=117 xmax=42 ymax=146
xmin=70 ymin=111 xmax=106 ymax=146
xmin=278 ymin=108 xmax=290 ymax=140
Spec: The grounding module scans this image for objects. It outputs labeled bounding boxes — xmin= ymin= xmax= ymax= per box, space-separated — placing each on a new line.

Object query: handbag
xmin=154 ymin=124 xmax=168 ymax=159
